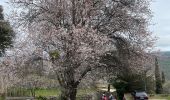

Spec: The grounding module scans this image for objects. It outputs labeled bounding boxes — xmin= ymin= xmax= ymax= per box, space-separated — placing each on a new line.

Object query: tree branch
xmin=75 ymin=67 xmax=91 ymax=86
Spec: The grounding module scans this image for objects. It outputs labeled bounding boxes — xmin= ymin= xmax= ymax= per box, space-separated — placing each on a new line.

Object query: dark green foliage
xmin=111 ymin=79 xmax=128 ymax=100
xmin=49 ymin=50 xmax=60 ymax=61
xmin=155 ymin=57 xmax=163 ymax=94
xmin=162 ymin=71 xmax=166 ymax=84
xmin=36 ymin=96 xmax=47 ymax=100
xmin=0 ymin=5 xmax=4 ymax=20
xmin=0 ymin=5 xmax=14 ymax=56
xmin=111 ymin=70 xmax=155 ymax=94
xmin=117 ymin=73 xmax=144 ymax=92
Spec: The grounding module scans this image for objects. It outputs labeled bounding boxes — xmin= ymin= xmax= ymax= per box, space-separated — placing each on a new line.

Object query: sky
xmin=151 ymin=0 xmax=170 ymax=51
xmin=0 ymin=0 xmax=170 ymax=51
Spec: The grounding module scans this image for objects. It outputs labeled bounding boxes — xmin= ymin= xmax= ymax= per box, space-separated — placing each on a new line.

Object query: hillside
xmin=159 ymin=51 xmax=170 ymax=80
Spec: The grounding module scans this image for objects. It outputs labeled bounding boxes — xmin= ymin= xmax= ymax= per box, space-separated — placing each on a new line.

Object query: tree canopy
xmin=9 ymin=0 xmax=155 ymax=100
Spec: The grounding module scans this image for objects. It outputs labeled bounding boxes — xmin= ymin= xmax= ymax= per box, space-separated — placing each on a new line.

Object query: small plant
xmin=49 ymin=50 xmax=60 ymax=60
xmin=36 ymin=96 xmax=47 ymax=100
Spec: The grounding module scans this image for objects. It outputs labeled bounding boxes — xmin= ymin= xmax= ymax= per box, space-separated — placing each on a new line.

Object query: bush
xmin=111 ymin=79 xmax=128 ymax=100
xmin=36 ymin=96 xmax=47 ymax=100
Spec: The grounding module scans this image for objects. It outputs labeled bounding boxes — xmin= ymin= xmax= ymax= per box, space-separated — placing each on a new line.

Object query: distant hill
xmin=159 ymin=51 xmax=170 ymax=80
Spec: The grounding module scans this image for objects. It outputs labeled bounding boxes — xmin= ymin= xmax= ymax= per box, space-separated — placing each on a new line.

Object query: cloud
xmin=157 ymin=35 xmax=170 ymax=46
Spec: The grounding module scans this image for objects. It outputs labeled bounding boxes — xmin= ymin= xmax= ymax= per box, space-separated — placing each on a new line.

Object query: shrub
xmin=36 ymin=96 xmax=47 ymax=100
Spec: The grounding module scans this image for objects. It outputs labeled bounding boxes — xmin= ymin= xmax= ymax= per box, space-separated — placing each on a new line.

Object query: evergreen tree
xmin=0 ymin=6 xmax=4 ymax=19
xmin=155 ymin=57 xmax=163 ymax=94
xmin=162 ymin=71 xmax=165 ymax=84
xmin=111 ymin=79 xmax=128 ymax=100
xmin=0 ymin=5 xmax=14 ymax=56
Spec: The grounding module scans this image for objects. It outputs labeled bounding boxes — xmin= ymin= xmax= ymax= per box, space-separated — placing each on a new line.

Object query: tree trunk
xmin=108 ymin=84 xmax=110 ymax=92
xmin=60 ymin=85 xmax=77 ymax=100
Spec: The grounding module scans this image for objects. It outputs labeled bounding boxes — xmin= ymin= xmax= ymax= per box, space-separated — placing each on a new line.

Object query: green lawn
xmin=35 ymin=89 xmax=60 ymax=96
xmin=35 ymin=88 xmax=97 ymax=97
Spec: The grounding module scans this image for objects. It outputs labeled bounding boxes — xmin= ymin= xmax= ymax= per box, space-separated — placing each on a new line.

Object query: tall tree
xmin=162 ymin=71 xmax=165 ymax=84
xmin=10 ymin=0 xmax=154 ymax=100
xmin=155 ymin=57 xmax=163 ymax=94
xmin=0 ymin=5 xmax=14 ymax=56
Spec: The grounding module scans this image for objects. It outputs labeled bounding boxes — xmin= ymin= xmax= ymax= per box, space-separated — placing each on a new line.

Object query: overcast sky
xmin=150 ymin=0 xmax=170 ymax=51
xmin=0 ymin=0 xmax=170 ymax=51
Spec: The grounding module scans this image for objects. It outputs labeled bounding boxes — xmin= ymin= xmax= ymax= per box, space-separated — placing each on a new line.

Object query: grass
xmin=77 ymin=88 xmax=97 ymax=96
xmin=149 ymin=94 xmax=170 ymax=99
xmin=5 ymin=87 xmax=170 ymax=99
xmin=125 ymin=93 xmax=170 ymax=100
xmin=35 ymin=88 xmax=60 ymax=97
xmin=0 ymin=95 xmax=5 ymax=100
xmin=35 ymin=88 xmax=97 ymax=97
xmin=1 ymin=88 xmax=97 ymax=100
